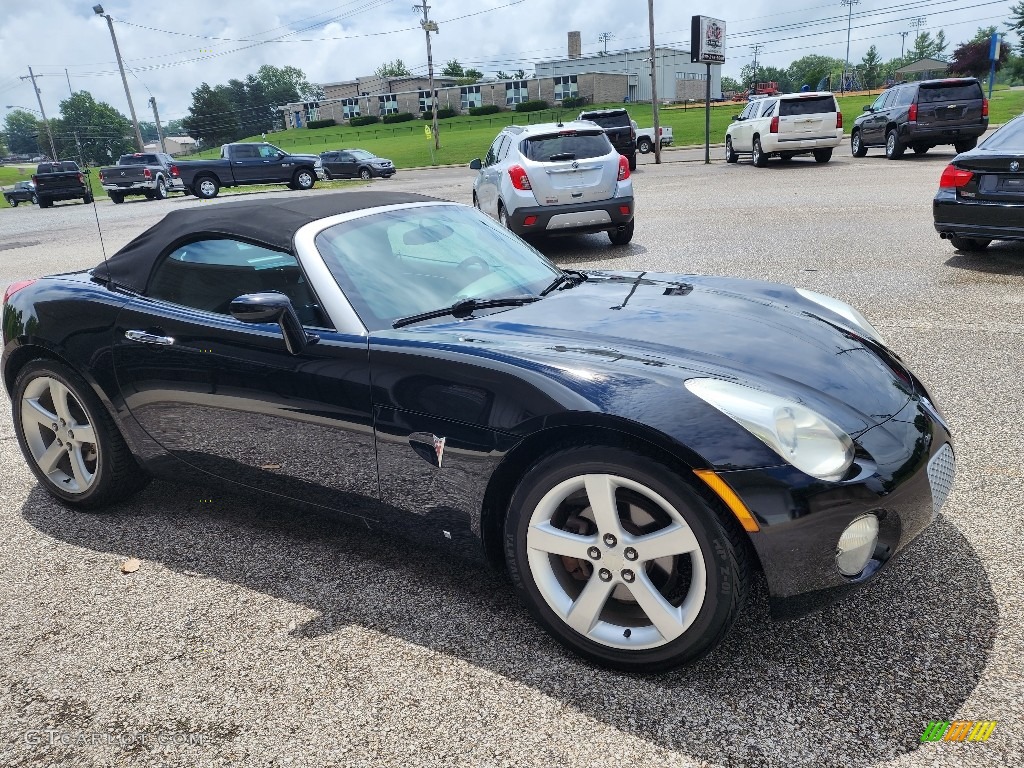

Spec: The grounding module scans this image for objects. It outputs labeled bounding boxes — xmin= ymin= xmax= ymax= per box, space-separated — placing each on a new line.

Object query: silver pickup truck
xmin=98 ymin=152 xmax=185 ymax=203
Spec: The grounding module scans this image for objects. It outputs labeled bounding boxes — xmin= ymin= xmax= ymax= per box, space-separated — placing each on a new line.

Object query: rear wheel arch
xmin=3 ymin=343 xmax=120 ymax=420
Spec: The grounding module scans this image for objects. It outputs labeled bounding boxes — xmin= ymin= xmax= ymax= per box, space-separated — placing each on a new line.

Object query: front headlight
xmin=795 ymin=288 xmax=886 ymax=345
xmin=685 ymin=378 xmax=855 ymax=481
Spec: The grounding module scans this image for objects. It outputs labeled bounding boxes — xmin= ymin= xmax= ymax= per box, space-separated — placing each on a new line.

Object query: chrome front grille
xmin=927 ymin=443 xmax=956 ymax=517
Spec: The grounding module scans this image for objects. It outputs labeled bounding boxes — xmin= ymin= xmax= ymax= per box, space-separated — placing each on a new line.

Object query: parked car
xmin=320 ymin=149 xmax=395 ymax=180
xmin=175 ymin=142 xmax=325 ymax=199
xmin=933 ymin=113 xmax=1024 ymax=252
xmin=98 ymin=152 xmax=185 ymax=204
xmin=635 ymin=125 xmax=674 ymax=154
xmin=851 ymin=77 xmax=988 ymax=160
xmin=469 ymin=121 xmax=634 ymax=244
xmin=3 ymin=180 xmax=37 ymax=207
xmin=3 ymin=191 xmax=954 ymax=672
xmin=32 ymin=160 xmax=93 ymax=208
xmin=578 ymin=107 xmax=638 ymax=171
xmin=725 ymin=92 xmax=842 ymax=167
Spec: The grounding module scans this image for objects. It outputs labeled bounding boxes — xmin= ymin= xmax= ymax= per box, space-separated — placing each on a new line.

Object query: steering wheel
xmin=457 ymin=255 xmax=491 ymax=274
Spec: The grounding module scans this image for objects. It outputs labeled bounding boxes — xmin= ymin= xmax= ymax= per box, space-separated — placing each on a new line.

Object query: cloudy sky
xmin=1 ymin=0 xmax=1017 ymax=125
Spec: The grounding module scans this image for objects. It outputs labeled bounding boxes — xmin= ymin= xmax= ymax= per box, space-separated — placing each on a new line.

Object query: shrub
xmin=306 ymin=118 xmax=336 ymax=129
xmin=421 ymin=107 xmax=458 ymax=119
xmin=515 ymin=100 xmax=549 ymax=113
xmin=469 ymin=104 xmax=501 ymax=116
xmin=560 ymin=96 xmax=588 ymax=109
xmin=382 ymin=112 xmax=415 ymax=124
xmin=349 ymin=115 xmax=379 ymax=126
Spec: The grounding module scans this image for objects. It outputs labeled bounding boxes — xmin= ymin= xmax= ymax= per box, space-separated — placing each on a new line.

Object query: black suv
xmin=851 ymin=78 xmax=988 ymax=159
xmin=578 ymin=108 xmax=637 ymax=170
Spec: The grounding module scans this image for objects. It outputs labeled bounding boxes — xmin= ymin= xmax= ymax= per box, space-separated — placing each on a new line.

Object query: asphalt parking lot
xmin=1 ymin=146 xmax=1022 ymax=767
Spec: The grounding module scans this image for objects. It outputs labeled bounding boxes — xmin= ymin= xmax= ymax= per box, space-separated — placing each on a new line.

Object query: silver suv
xmin=469 ymin=121 xmax=635 ymax=245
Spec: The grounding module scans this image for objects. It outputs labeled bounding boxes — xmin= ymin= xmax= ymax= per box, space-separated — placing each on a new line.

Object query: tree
xmin=495 ymin=70 xmax=511 ymax=80
xmin=949 ymin=36 xmax=1008 ymax=79
xmin=164 ymin=119 xmax=186 ymax=135
xmin=860 ymin=45 xmax=882 ymax=89
xmin=183 ymin=82 xmax=240 ymax=146
xmin=513 ymin=69 xmax=526 ymax=79
xmin=933 ymin=30 xmax=948 ymax=59
xmin=375 ymin=59 xmax=411 ymax=78
xmin=464 ymin=68 xmax=483 ymax=80
xmin=910 ymin=31 xmax=935 ymax=61
xmin=256 ymin=64 xmax=321 ymax=103
xmin=720 ymin=76 xmax=743 ymax=93
xmin=57 ymin=92 xmax=133 ymax=165
xmin=137 ymin=121 xmax=159 ymax=143
xmin=3 ymin=110 xmax=42 ymax=154
xmin=1008 ymin=2 xmax=1024 ymax=55
xmin=787 ymin=55 xmax=845 ymax=91
xmin=441 ymin=59 xmax=464 ymax=77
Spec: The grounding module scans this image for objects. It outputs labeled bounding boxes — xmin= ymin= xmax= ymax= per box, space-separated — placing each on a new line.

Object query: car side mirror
xmin=863 ymin=105 xmax=873 ymax=112
xmin=229 ymin=292 xmax=318 ymax=355
xmin=469 ymin=158 xmax=482 ymax=170
xmin=732 ymin=115 xmax=742 ymax=121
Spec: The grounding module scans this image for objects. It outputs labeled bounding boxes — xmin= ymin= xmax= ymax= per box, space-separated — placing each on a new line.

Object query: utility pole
xmin=647 ymin=0 xmax=660 ymax=164
xmin=598 ymin=32 xmax=614 ymax=55
xmin=749 ymin=44 xmax=764 ymax=90
xmin=909 ymin=16 xmax=927 ymax=60
xmin=900 ymin=31 xmax=909 ymax=59
xmin=20 ymin=67 xmax=58 ymax=160
xmin=65 ymin=69 xmax=74 ymax=97
xmin=149 ymin=96 xmax=166 ymax=153
xmin=94 ymin=5 xmax=144 ymax=151
xmin=840 ymin=0 xmax=859 ymax=95
xmin=414 ymin=1 xmax=440 ymax=151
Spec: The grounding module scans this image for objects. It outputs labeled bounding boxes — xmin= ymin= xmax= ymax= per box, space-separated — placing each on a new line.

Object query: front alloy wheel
xmin=851 ymin=130 xmax=867 ymax=158
xmin=752 ymin=137 xmax=767 ymax=168
xmin=725 ymin=137 xmax=738 ymax=164
xmin=359 ymin=168 xmax=372 ymax=180
xmin=294 ymin=169 xmax=315 ymax=190
xmin=505 ymin=447 xmax=748 ymax=671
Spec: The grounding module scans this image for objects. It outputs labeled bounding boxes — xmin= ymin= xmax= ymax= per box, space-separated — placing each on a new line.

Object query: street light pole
xmin=149 ymin=96 xmax=166 ymax=153
xmin=19 ymin=68 xmax=58 ymax=160
xmin=93 ymin=5 xmax=144 ymax=151
xmin=647 ymin=0 xmax=660 ymax=164
xmin=414 ymin=1 xmax=440 ymax=151
xmin=841 ymin=0 xmax=860 ymax=95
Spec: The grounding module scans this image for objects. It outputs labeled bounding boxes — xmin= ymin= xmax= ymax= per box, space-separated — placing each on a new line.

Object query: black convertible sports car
xmin=2 ymin=191 xmax=955 ymax=671
xmin=934 ymin=113 xmax=1024 ymax=251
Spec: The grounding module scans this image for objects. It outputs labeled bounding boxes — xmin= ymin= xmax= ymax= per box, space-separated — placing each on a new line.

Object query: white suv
xmin=469 ymin=121 xmax=635 ymax=245
xmin=725 ymin=92 xmax=843 ymax=167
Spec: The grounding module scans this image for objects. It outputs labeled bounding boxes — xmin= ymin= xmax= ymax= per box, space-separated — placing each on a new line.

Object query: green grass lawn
xmin=187 ymin=88 xmax=1024 ymax=171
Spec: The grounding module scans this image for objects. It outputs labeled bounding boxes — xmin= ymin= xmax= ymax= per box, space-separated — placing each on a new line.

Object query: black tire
xmin=851 ymin=130 xmax=868 ymax=158
xmin=31 ymin=194 xmax=38 ymax=205
xmin=472 ymin=191 xmax=480 ymax=210
xmin=323 ymin=169 xmax=333 ymax=180
xmin=144 ymin=191 xmax=156 ymax=200
xmin=194 ymin=176 xmax=219 ymax=199
xmin=154 ymin=177 xmax=168 ymax=200
xmin=498 ymin=202 xmax=513 ymax=231
xmin=725 ymin=137 xmax=738 ymax=164
xmin=109 ymin=192 xmax=124 ymax=205
xmin=637 ymin=138 xmax=653 ymax=154
xmin=752 ymin=136 xmax=768 ymax=167
xmin=503 ymin=446 xmax=749 ymax=672
xmin=779 ymin=152 xmax=795 ymax=163
xmin=813 ymin=148 xmax=833 ymax=163
xmin=885 ymin=129 xmax=905 ymax=159
xmin=949 ymin=236 xmax=991 ymax=252
xmin=12 ymin=359 xmax=149 ymax=510
xmin=358 ymin=167 xmax=372 ymax=181
xmin=954 ymin=138 xmax=978 ymax=154
xmin=83 ymin=193 xmax=94 ymax=204
xmin=628 ymin=153 xmax=637 ymax=172
xmin=913 ymin=144 xmax=930 ymax=155
xmin=608 ymin=219 xmax=634 ymax=246
xmin=8 ymin=199 xmax=17 ymax=207
xmin=38 ymin=197 xmax=51 ymax=209
xmin=293 ymin=168 xmax=316 ymax=190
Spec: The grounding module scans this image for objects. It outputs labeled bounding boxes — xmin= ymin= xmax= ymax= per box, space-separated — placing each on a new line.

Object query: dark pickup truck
xmin=175 ymin=142 xmax=325 ymax=199
xmin=33 ymin=161 xmax=93 ymax=208
xmin=98 ymin=152 xmax=185 ymax=203
xmin=579 ymin=108 xmax=638 ymax=171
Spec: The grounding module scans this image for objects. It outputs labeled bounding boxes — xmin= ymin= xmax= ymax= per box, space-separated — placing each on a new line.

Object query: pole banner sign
xmin=989 ymin=32 xmax=1001 ymax=61
xmin=691 ymin=16 xmax=726 ymax=64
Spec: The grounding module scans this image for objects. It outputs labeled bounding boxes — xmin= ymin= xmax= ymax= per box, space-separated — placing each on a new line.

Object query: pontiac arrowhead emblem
xmin=571 ymin=160 xmax=579 ymax=169
xmin=433 ymin=435 xmax=446 ymax=468
xmin=1011 ymin=161 xmax=1020 ymax=173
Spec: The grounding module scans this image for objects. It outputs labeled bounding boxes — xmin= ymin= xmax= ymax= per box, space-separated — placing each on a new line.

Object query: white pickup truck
xmin=634 ymin=125 xmax=673 ymax=154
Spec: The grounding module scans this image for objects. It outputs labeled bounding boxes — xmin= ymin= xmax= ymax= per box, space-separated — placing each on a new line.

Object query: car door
xmin=867 ymin=90 xmax=896 ymax=145
xmin=335 ymin=152 xmax=358 ymax=178
xmin=227 ymin=144 xmax=266 ymax=182
xmin=732 ymin=101 xmax=756 ymax=151
xmin=478 ymin=134 xmax=507 ymax=218
xmin=111 ymin=237 xmax=381 ymax=516
xmin=256 ymin=143 xmax=295 ymax=182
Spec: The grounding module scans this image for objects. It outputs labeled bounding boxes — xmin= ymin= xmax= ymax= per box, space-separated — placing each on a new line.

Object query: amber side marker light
xmin=694 ymin=469 xmax=761 ymax=533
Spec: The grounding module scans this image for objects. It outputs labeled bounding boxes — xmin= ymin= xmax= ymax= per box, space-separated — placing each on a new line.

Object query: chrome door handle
xmin=125 ymin=330 xmax=175 ymax=345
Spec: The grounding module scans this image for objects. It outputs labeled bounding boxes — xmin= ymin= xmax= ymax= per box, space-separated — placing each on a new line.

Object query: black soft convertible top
xmin=92 ymin=190 xmax=436 ymax=293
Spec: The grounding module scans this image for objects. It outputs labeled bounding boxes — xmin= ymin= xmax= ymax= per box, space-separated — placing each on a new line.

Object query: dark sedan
xmin=934 ymin=114 xmax=1024 ymax=251
xmin=3 ymin=180 xmax=37 ymax=207
xmin=320 ymin=148 xmax=395 ymax=180
xmin=2 ymin=192 xmax=954 ymax=672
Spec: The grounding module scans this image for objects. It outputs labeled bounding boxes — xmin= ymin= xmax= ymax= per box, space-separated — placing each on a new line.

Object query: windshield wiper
xmin=540 ymin=269 xmax=588 ymax=297
xmin=393 ymin=295 xmax=540 ymax=329
xmin=548 ymin=152 xmax=576 ymax=161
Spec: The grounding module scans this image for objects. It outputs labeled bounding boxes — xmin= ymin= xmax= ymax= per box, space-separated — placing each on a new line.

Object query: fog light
xmin=836 ymin=514 xmax=879 ymax=577
xmin=619 ymin=205 xmax=631 ymax=215
xmin=523 ymin=215 xmax=537 ymax=226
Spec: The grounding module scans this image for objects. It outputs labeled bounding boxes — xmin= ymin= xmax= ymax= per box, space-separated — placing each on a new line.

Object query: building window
xmin=303 ymin=101 xmax=320 ymax=123
xmin=680 ymin=72 xmax=709 ymax=81
xmin=506 ymin=80 xmax=529 ymax=105
xmin=378 ymin=94 xmax=398 ymax=115
xmin=341 ymin=98 xmax=360 ymax=119
xmin=460 ymin=85 xmax=482 ymax=110
xmin=418 ymin=90 xmax=432 ymax=113
xmin=553 ymin=75 xmax=578 ymax=101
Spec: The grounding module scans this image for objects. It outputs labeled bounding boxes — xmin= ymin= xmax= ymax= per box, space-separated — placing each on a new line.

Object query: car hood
xmin=392 ymin=271 xmax=913 ymax=437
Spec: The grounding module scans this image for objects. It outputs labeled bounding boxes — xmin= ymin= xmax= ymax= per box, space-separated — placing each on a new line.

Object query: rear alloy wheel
xmin=885 ymin=129 xmax=905 ymax=159
xmin=851 ymin=130 xmax=868 ymax=158
xmin=813 ymin=148 xmax=833 ymax=163
xmin=293 ymin=169 xmax=315 ymax=190
xmin=608 ymin=220 xmax=634 ymax=246
xmin=359 ymin=167 xmax=372 ymax=181
xmin=195 ymin=177 xmax=219 ymax=199
xmin=949 ymin=236 xmax=991 ymax=252
xmin=725 ymin=137 xmax=738 ymax=164
xmin=154 ymin=177 xmax=168 ymax=200
xmin=9 ymin=199 xmax=18 ymax=207
xmin=504 ymin=447 xmax=748 ymax=672
xmin=954 ymin=138 xmax=978 ymax=154
xmin=638 ymin=138 xmax=653 ymax=154
xmin=13 ymin=360 xmax=148 ymax=509
xmin=31 ymin=194 xmax=38 ymax=205
xmin=752 ymin=137 xmax=767 ymax=167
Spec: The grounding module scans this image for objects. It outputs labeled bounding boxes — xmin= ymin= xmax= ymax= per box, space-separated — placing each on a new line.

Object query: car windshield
xmin=779 ymin=96 xmax=836 ymax=116
xmin=522 ymin=131 xmax=611 ymax=161
xmin=583 ymin=113 xmax=630 ymax=129
xmin=349 ymin=150 xmax=374 ymax=160
xmin=315 ymin=205 xmax=560 ymax=331
xmin=980 ymin=117 xmax=1024 ymax=150
xmin=919 ymin=81 xmax=983 ymax=103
